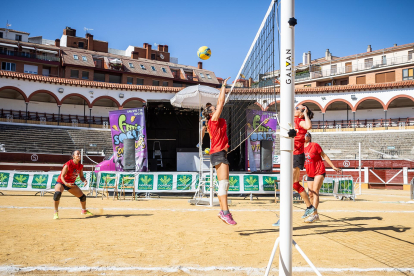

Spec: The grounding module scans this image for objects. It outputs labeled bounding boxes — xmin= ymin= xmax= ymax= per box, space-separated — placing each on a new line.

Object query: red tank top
xmin=304 ymin=142 xmax=326 ymax=177
xmin=208 ymin=118 xmax=229 ymax=154
xmin=294 ymin=117 xmax=307 ymax=155
xmin=57 ymin=159 xmax=83 ymax=184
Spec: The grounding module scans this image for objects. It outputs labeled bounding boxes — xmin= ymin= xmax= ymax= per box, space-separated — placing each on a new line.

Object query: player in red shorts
xmin=304 ymin=132 xmax=341 ymax=222
xmin=202 ymin=77 xmax=237 ymax=226
xmin=53 ymin=150 xmax=93 ymax=219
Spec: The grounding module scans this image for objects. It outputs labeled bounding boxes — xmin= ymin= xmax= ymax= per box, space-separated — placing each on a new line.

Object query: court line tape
xmin=0 ymin=265 xmax=413 ymax=274
xmin=1 ymin=206 xmax=414 ymax=213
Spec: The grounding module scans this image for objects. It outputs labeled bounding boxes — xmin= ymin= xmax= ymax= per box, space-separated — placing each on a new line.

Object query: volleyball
xmin=197 ymin=46 xmax=211 ymax=60
xmin=204 ymin=148 xmax=210 ymax=155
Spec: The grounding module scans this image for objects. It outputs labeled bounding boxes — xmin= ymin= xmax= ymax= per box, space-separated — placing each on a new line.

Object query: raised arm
xmin=321 ymin=151 xmax=341 ymax=173
xmin=299 ymin=105 xmax=312 ymax=130
xmin=211 ymin=77 xmax=230 ymax=121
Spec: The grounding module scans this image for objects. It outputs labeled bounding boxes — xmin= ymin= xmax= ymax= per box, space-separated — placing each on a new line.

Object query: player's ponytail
xmin=202 ymin=106 xmax=213 ymax=121
xmin=303 ymin=104 xmax=314 ymax=120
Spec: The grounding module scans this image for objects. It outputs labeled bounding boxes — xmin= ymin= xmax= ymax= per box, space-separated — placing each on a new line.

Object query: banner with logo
xmin=246 ymin=110 xmax=277 ymax=171
xmin=108 ymin=108 xmax=148 ymax=172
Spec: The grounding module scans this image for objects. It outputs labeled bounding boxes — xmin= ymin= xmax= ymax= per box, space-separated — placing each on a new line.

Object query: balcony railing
xmin=297 ymin=54 xmax=414 ymax=82
xmin=0 ymin=50 xmax=60 ymax=62
xmin=312 ymin=117 xmax=414 ymax=131
xmin=0 ymin=109 xmax=109 ymax=128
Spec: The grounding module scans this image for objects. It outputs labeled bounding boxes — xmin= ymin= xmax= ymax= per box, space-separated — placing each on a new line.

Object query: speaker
xmin=123 ymin=139 xmax=135 ymax=171
xmin=260 ymin=140 xmax=273 ymax=172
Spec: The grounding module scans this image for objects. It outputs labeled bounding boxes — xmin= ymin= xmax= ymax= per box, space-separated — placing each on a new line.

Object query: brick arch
xmin=61 ymin=93 xmax=92 ymax=108
xmin=91 ymin=96 xmax=120 ymax=108
xmin=28 ymin=89 xmax=61 ymax=105
xmin=265 ymin=100 xmax=280 ymax=111
xmin=385 ymin=94 xmax=414 ymax=110
xmin=0 ymin=86 xmax=28 ymax=102
xmin=254 ymin=102 xmax=265 ymax=111
xmin=322 ymin=99 xmax=354 ymax=113
xmin=296 ymin=100 xmax=323 ymax=111
xmin=122 ymin=97 xmax=146 ymax=107
xmin=353 ymin=96 xmax=386 ymax=111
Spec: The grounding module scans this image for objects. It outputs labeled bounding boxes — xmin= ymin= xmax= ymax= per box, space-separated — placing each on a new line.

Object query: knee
xmin=218 ymin=180 xmax=229 ymax=196
xmin=53 ymin=191 xmax=62 ymax=201
xmin=293 ymin=182 xmax=305 ymax=193
xmin=78 ymin=194 xmax=86 ymax=202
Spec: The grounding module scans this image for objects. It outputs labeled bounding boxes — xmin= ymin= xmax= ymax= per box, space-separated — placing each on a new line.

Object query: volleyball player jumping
xmin=273 ymin=104 xmax=315 ymax=226
xmin=53 ymin=150 xmax=93 ymax=219
xmin=202 ymin=77 xmax=237 ymax=226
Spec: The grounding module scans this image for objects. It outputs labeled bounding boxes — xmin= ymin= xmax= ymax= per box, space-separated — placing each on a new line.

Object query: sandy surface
xmin=0 ymin=189 xmax=413 ymax=275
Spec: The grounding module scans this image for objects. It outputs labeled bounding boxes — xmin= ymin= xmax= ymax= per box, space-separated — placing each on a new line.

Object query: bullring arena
xmin=1 ymin=189 xmax=414 ymax=275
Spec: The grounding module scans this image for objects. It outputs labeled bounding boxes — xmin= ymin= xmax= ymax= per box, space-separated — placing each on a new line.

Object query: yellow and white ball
xmin=197 ymin=46 xmax=211 ymax=60
xmin=204 ymin=148 xmax=210 ymax=155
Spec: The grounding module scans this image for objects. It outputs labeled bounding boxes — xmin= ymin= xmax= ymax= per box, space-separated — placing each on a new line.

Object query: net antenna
xmin=221 ymin=0 xmax=279 ymax=163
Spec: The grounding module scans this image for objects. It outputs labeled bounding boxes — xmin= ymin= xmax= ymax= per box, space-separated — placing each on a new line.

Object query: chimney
xmin=367 ymin=45 xmax=372 ymax=52
xmin=198 ymin=62 xmax=203 ymax=69
xmin=146 ymin=44 xmax=152 ymax=59
xmin=303 ymin=52 xmax=307 ymax=65
xmin=87 ymin=33 xmax=94 ymax=51
xmin=131 ymin=51 xmax=139 ymax=59
xmin=158 ymin=44 xmax=163 ymax=51
xmin=307 ymin=51 xmax=311 ymax=64
xmin=394 ymin=44 xmax=397 ymax=47
xmin=163 ymin=45 xmax=168 ymax=53
xmin=249 ymin=77 xmax=253 ymax=88
xmin=55 ymin=39 xmax=60 ymax=47
xmin=325 ymin=49 xmax=331 ymax=61
xmin=63 ymin=27 xmax=76 ymax=36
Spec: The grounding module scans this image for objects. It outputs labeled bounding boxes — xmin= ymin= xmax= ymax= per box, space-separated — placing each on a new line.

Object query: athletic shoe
xmin=301 ymin=206 xmax=315 ymax=219
xmin=314 ymin=213 xmax=320 ymax=222
xmin=220 ymin=213 xmax=237 ymax=225
xmin=81 ymin=210 xmax=93 ymax=216
xmin=304 ymin=214 xmax=318 ymax=223
xmin=272 ymin=219 xmax=280 ymax=227
xmin=53 ymin=213 xmax=59 ymax=220
xmin=218 ymin=211 xmax=224 ymax=219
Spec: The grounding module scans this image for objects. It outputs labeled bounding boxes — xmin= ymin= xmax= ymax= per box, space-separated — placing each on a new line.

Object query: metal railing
xmin=0 ymin=109 xmax=109 ymax=126
xmin=312 ymin=117 xmax=414 ymax=130
xmin=297 ymin=54 xmax=414 ymax=82
xmin=0 ymin=50 xmax=60 ymax=62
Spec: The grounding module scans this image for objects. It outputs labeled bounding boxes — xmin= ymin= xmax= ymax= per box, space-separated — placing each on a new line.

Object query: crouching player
xmin=53 ymin=150 xmax=93 ymax=219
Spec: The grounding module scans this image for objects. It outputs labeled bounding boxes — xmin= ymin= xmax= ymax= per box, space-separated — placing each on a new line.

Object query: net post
xmin=279 ymin=0 xmax=295 ymax=275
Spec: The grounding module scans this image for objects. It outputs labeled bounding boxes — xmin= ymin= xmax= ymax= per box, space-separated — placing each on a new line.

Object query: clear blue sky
xmin=3 ymin=0 xmax=413 ymax=79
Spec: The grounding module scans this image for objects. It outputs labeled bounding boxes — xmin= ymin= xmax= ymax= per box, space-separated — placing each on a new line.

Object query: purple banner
xmin=109 ymin=108 xmax=148 ymax=172
xmin=246 ymin=110 xmax=277 ymax=171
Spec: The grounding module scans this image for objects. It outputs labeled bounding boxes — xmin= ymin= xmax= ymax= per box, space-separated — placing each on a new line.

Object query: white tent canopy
xmin=170 ymin=85 xmax=219 ymax=110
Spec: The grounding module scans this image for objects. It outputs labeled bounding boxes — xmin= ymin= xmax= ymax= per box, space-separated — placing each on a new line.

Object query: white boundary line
xmin=0 ymin=265 xmax=413 ymax=274
xmin=1 ymin=206 xmax=414 ymax=213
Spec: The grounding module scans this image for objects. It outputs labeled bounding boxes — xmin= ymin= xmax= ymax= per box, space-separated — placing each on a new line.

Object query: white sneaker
xmin=304 ymin=214 xmax=317 ymax=223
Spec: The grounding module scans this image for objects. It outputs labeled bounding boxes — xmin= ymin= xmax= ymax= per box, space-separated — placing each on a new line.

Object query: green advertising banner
xmin=138 ymin=174 xmax=154 ymax=190
xmin=320 ymin=178 xmax=334 ymax=194
xmin=228 ymin=175 xmax=240 ymax=192
xmin=0 ymin=172 xmax=10 ymax=188
xmin=157 ymin=174 xmax=173 ymax=190
xmin=90 ymin=172 xmax=97 ymax=188
xmin=32 ymin=174 xmax=49 ymax=189
xmin=99 ymin=173 xmax=117 ymax=189
xmin=204 ymin=174 xmax=218 ymax=192
xmin=118 ymin=174 xmax=136 ymax=189
xmin=337 ymin=179 xmax=353 ymax=194
xmin=12 ymin=173 xmax=30 ymax=189
xmin=263 ymin=176 xmax=278 ymax=191
xmin=244 ymin=175 xmax=259 ymax=191
xmin=50 ymin=174 xmax=60 ymax=189
xmin=177 ymin=174 xmax=193 ymax=190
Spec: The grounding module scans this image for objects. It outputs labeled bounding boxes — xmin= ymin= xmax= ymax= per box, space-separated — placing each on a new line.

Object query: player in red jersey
xmin=273 ymin=104 xmax=315 ymax=226
xmin=304 ymin=132 xmax=341 ymax=222
xmin=53 ymin=150 xmax=93 ymax=219
xmin=202 ymin=77 xmax=236 ymax=226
